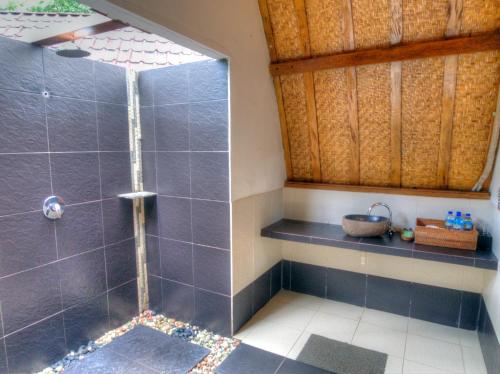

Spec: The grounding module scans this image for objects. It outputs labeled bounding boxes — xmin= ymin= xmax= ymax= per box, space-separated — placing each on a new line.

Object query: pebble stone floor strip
xmin=38 ymin=311 xmax=240 ymax=374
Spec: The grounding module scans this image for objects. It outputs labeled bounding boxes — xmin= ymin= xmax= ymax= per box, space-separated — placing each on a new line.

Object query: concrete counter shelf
xmin=261 ymin=219 xmax=498 ymax=270
xmin=118 ymin=191 xmax=158 ymax=199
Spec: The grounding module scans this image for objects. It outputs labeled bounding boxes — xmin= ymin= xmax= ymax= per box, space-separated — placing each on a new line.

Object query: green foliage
xmin=0 ymin=1 xmax=23 ymax=11
xmin=28 ymin=0 xmax=90 ymax=13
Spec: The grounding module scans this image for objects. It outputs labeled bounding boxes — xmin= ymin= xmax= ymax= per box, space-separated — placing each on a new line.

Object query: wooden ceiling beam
xmin=34 ymin=20 xmax=126 ymax=46
xmin=270 ymin=32 xmax=500 ymax=76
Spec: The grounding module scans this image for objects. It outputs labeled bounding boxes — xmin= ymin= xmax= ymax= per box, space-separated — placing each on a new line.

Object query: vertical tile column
xmin=139 ymin=59 xmax=231 ymax=335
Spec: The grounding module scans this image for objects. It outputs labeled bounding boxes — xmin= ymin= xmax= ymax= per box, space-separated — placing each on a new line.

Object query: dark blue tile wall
xmin=46 ymin=97 xmax=98 ymax=152
xmin=478 ymin=298 xmax=500 ymax=374
xmin=162 ymin=279 xmax=195 ymax=322
xmin=0 ymin=36 xmax=44 ymax=92
xmin=194 ymin=288 xmax=232 ymax=337
xmin=139 ymin=59 xmax=230 ymax=336
xmin=0 ymin=36 xmax=137 ymax=372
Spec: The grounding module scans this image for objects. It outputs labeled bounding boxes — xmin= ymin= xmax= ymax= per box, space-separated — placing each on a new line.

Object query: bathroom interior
xmin=0 ymin=0 xmax=499 ymax=373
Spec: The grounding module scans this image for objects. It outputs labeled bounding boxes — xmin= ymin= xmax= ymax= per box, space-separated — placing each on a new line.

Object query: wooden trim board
xmin=285 ymin=181 xmax=491 ymax=200
xmin=270 ymin=32 xmax=500 ymax=76
xmin=35 ymin=20 xmax=126 ymax=46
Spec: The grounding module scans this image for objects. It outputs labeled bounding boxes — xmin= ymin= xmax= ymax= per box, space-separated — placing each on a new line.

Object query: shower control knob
xmin=43 ymin=196 xmax=65 ymax=220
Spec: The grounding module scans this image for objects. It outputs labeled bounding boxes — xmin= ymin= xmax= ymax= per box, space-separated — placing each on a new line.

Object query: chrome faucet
xmin=368 ymin=202 xmax=393 ymax=234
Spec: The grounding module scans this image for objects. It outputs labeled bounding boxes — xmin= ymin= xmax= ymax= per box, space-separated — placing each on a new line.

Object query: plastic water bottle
xmin=463 ymin=213 xmax=473 ymax=231
xmin=453 ymin=211 xmax=464 ymax=230
xmin=445 ymin=211 xmax=454 ymax=230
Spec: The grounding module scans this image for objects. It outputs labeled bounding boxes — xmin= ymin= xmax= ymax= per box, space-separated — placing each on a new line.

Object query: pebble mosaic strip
xmin=38 ymin=311 xmax=240 ymax=374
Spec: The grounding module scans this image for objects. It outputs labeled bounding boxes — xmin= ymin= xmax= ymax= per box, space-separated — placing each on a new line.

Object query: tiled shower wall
xmin=0 ymin=37 xmax=137 ymax=373
xmin=138 ymin=60 xmax=231 ymax=336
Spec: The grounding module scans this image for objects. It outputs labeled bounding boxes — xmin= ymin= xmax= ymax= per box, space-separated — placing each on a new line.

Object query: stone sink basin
xmin=342 ymin=214 xmax=389 ymax=237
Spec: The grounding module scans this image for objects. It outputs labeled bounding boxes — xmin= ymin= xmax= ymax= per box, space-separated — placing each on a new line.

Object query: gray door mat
xmin=64 ymin=325 xmax=210 ymax=374
xmin=297 ymin=334 xmax=387 ymax=374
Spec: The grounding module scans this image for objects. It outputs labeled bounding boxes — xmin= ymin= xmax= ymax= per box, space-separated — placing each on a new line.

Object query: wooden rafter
xmin=269 ymin=32 xmax=500 ymax=76
xmin=389 ymin=0 xmax=402 ymax=187
xmin=258 ymin=0 xmax=293 ymax=178
xmin=342 ymin=0 xmax=360 ymax=185
xmin=34 ymin=20 xmax=126 ymax=46
xmin=293 ymin=0 xmax=321 ymax=182
xmin=437 ymin=0 xmax=463 ymax=188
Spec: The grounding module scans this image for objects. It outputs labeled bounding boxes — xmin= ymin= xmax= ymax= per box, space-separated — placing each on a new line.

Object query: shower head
xmin=56 ymin=48 xmax=91 ymax=58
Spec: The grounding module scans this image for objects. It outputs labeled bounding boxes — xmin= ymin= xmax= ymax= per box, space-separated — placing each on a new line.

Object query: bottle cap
xmin=456 ymin=211 xmax=462 ymax=216
xmin=448 ymin=211 xmax=453 ymax=214
xmin=466 ymin=213 xmax=471 ymax=217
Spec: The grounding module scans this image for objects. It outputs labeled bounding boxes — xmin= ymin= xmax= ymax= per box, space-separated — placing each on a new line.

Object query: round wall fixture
xmin=43 ymin=196 xmax=65 ymax=220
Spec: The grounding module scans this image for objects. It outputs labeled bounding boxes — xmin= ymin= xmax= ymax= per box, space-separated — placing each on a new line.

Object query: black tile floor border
xmin=280 ymin=260 xmax=481 ymax=330
xmin=216 ymin=343 xmax=331 ymax=374
xmin=262 ymin=219 xmax=498 ymax=270
xmin=64 ymin=325 xmax=209 ymax=374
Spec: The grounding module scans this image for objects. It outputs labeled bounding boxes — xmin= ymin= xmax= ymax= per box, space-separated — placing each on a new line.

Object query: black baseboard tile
xmin=326 ymin=268 xmax=366 ymax=307
xmin=478 ymin=298 xmax=500 ymax=374
xmin=253 ymin=271 xmax=271 ymax=312
xmin=286 ymin=260 xmax=481 ymax=329
xmin=460 ymin=291 xmax=481 ymax=330
xmin=366 ymin=275 xmax=412 ymax=317
xmin=282 ymin=260 xmax=291 ymax=290
xmin=271 ymin=262 xmax=282 ymax=297
xmin=410 ymin=283 xmax=461 ymax=328
xmin=233 ymin=283 xmax=253 ymax=334
xmin=232 ymin=260 xmax=281 ymax=335
xmin=290 ymin=262 xmax=326 ymax=298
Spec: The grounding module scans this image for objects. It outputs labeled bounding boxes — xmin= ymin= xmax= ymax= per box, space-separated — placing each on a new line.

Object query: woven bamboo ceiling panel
xmin=259 ymin=0 xmax=500 ymax=192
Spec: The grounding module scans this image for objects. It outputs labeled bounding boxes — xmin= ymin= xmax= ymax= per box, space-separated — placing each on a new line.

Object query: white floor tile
xmin=272 ymin=290 xmax=323 ymax=311
xmin=233 ymin=316 xmax=265 ymax=340
xmin=461 ymin=346 xmax=487 ymax=374
xmin=408 ymin=319 xmax=461 ymax=345
xmin=362 ymin=308 xmax=409 ymax=332
xmin=242 ymin=320 xmax=303 ymax=356
xmin=306 ymin=311 xmax=359 ymax=343
xmin=319 ymin=299 xmax=364 ymax=320
xmin=287 ymin=330 xmax=312 ymax=359
xmin=403 ymin=360 xmax=457 ymax=374
xmin=385 ymin=356 xmax=404 ymax=374
xmin=352 ymin=322 xmax=407 ymax=358
xmin=405 ymin=334 xmax=464 ymax=374
xmin=252 ymin=300 xmax=316 ymax=329
xmin=459 ymin=330 xmax=481 ymax=349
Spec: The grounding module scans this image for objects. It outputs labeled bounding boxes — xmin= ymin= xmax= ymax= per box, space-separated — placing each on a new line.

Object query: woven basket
xmin=415 ymin=218 xmax=478 ymax=251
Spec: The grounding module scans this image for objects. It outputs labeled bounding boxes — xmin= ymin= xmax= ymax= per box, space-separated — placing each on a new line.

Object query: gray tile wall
xmin=138 ymin=60 xmax=231 ymax=336
xmin=0 ymin=36 xmax=138 ymax=373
